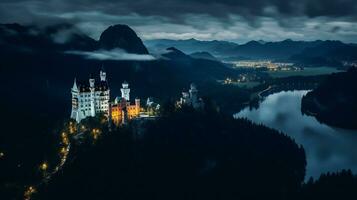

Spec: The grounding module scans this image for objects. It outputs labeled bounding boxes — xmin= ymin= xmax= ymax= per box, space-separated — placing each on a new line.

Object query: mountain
xmin=0 ymin=23 xmax=150 ymax=55
xmin=234 ymin=39 xmax=324 ymax=60
xmin=99 ymin=24 xmax=149 ymax=54
xmin=190 ymin=51 xmax=218 ymax=61
xmin=301 ymin=68 xmax=357 ymax=129
xmin=145 ymin=38 xmax=357 ymax=66
xmin=144 ymin=38 xmax=238 ymax=57
xmin=257 ymin=40 xmax=266 ymax=44
xmin=162 ymin=47 xmax=191 ymax=60
xmin=291 ymin=41 xmax=357 ymax=67
xmin=145 ymin=38 xmax=321 ymax=59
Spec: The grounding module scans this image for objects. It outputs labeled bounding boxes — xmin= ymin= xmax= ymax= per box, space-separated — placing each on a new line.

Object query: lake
xmin=234 ymin=90 xmax=357 ymax=180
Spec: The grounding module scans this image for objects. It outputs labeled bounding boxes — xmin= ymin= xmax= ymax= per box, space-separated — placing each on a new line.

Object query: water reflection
xmin=235 ymin=90 xmax=357 ymax=180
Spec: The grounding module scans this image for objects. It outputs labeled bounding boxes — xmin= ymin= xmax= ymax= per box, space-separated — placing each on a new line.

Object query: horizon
xmin=1 ymin=0 xmax=356 ymax=43
xmin=3 ymin=22 xmax=355 ymax=46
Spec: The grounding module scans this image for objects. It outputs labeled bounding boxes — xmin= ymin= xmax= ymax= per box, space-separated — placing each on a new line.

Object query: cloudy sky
xmin=1 ymin=0 xmax=357 ymax=43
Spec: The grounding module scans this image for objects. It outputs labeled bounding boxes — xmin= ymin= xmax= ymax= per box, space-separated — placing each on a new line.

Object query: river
xmin=234 ymin=90 xmax=357 ymax=180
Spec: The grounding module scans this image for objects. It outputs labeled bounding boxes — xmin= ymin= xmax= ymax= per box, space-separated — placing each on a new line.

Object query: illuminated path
xmin=257 ymin=85 xmax=273 ymax=99
xmin=24 ymin=132 xmax=71 ymax=200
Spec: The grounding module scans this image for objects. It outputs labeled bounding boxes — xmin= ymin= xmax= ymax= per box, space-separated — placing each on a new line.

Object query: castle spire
xmin=121 ymin=81 xmax=130 ymax=101
xmin=72 ymin=78 xmax=78 ymax=91
xmin=89 ymin=73 xmax=95 ymax=88
xmin=100 ymin=66 xmax=107 ymax=81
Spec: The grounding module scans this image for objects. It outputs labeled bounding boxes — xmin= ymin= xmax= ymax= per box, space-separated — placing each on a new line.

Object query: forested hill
xmin=34 ymin=106 xmax=307 ymax=200
xmin=301 ymin=67 xmax=357 ymax=129
xmin=32 ymin=106 xmax=357 ymax=200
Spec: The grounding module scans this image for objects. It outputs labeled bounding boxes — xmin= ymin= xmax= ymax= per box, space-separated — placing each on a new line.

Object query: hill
xmin=301 ymin=68 xmax=357 ymax=129
xmin=34 ymin=108 xmax=306 ymax=200
xmin=99 ymin=24 xmax=149 ymax=54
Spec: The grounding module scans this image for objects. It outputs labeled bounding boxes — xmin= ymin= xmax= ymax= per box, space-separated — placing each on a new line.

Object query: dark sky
xmin=1 ymin=0 xmax=356 ymax=43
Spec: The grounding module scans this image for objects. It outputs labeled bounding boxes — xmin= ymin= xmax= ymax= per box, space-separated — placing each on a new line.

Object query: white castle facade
xmin=69 ymin=69 xmax=202 ymax=124
xmin=70 ymin=69 xmax=110 ymax=122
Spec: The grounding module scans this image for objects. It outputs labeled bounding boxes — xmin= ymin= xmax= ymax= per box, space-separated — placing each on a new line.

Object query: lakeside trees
xmin=302 ymin=67 xmax=357 ymax=129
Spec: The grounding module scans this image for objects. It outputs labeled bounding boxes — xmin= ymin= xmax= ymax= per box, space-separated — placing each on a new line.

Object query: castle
xmin=177 ymin=83 xmax=204 ymax=109
xmin=111 ymin=82 xmax=141 ymax=126
xmin=70 ymin=69 xmax=141 ymax=125
xmin=70 ymin=69 xmax=202 ymax=124
xmin=70 ymin=69 xmax=110 ymax=122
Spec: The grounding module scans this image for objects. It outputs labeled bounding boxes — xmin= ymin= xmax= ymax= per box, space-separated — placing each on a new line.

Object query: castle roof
xmin=76 ymin=79 xmax=109 ymax=92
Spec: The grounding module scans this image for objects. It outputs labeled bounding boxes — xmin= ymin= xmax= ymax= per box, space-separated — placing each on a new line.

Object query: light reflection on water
xmin=234 ymin=90 xmax=357 ymax=180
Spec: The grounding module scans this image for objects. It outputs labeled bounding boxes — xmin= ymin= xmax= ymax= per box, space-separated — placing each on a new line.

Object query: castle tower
xmin=89 ymin=75 xmax=96 ymax=117
xmin=189 ymin=83 xmax=198 ymax=105
xmin=135 ymin=98 xmax=141 ymax=115
xmin=89 ymin=74 xmax=95 ymax=88
xmin=121 ymin=81 xmax=130 ymax=101
xmin=122 ymin=108 xmax=128 ymax=125
xmin=100 ymin=67 xmax=106 ymax=81
xmin=70 ymin=78 xmax=80 ymax=122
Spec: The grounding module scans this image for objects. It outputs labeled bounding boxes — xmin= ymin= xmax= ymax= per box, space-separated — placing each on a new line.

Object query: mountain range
xmin=145 ymin=38 xmax=357 ymax=67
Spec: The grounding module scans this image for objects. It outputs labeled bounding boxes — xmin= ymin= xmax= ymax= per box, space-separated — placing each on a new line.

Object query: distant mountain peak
xmin=283 ymin=39 xmax=293 ymax=42
xmin=190 ymin=51 xmax=218 ymax=61
xmin=244 ymin=40 xmax=263 ymax=46
xmin=166 ymin=47 xmax=187 ymax=54
xmin=187 ymin=38 xmax=197 ymax=41
xmin=257 ymin=40 xmax=266 ymax=44
xmin=162 ymin=47 xmax=189 ymax=59
xmin=167 ymin=47 xmax=180 ymax=51
xmin=99 ymin=24 xmax=149 ymax=54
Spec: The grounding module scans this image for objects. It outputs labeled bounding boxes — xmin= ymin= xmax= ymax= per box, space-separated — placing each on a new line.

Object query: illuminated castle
xmin=111 ymin=82 xmax=141 ymax=125
xmin=177 ymin=83 xmax=204 ymax=109
xmin=70 ymin=69 xmax=110 ymax=123
xmin=70 ymin=69 xmax=141 ymax=125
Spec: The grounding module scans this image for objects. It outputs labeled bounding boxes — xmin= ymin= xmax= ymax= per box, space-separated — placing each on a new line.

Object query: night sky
xmin=0 ymin=0 xmax=357 ymax=43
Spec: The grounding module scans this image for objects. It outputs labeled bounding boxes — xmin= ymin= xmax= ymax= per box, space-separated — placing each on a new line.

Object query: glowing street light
xmin=40 ymin=162 xmax=48 ymax=171
xmin=91 ymin=128 xmax=101 ymax=140
xmin=24 ymin=186 xmax=36 ymax=200
xmin=60 ymin=147 xmax=67 ymax=155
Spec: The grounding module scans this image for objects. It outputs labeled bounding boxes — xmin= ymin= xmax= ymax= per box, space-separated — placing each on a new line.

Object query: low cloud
xmin=66 ymin=48 xmax=156 ymax=61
